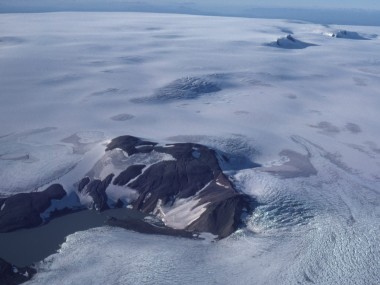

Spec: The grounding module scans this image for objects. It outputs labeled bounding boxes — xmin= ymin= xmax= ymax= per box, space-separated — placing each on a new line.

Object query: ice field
xmin=0 ymin=12 xmax=379 ymax=284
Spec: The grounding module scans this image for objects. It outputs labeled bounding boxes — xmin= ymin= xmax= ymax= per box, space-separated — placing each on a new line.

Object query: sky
xmin=1 ymin=0 xmax=380 ymax=25
xmin=1 ymin=0 xmax=380 ymax=11
xmin=232 ymin=0 xmax=380 ymax=9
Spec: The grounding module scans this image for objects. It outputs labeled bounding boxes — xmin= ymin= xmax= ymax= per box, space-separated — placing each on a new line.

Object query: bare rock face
xmin=106 ymin=135 xmax=255 ymax=238
xmin=268 ymin=34 xmax=317 ymax=49
xmin=331 ymin=30 xmax=369 ymax=40
xmin=78 ymin=177 xmax=90 ymax=192
xmin=113 ymin=165 xmax=145 ymax=186
xmin=0 ymin=184 xmax=66 ymax=233
xmin=0 ymin=258 xmax=36 ymax=285
xmin=0 ymin=135 xmax=256 ymax=239
xmin=185 ymin=177 xmax=251 ymax=238
xmin=105 ymin=136 xmax=157 ymax=155
xmin=0 ymin=134 xmax=256 ymax=285
xmin=78 ymin=174 xmax=114 ymax=211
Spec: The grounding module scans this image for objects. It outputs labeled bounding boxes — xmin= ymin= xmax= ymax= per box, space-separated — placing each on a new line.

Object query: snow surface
xmin=0 ymin=12 xmax=379 ymax=284
xmin=155 ymin=182 xmax=213 ymax=229
xmin=266 ymin=34 xmax=317 ymax=49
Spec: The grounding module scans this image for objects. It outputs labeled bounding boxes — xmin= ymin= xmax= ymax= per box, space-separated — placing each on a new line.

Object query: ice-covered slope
xmin=266 ymin=34 xmax=317 ymax=49
xmin=0 ymin=12 xmax=379 ymax=285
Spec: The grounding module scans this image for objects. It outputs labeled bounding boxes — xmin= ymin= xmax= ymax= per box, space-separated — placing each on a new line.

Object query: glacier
xmin=0 ymin=12 xmax=379 ymax=285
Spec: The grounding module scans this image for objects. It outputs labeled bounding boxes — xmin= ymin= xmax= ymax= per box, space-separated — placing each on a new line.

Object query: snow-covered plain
xmin=0 ymin=12 xmax=379 ymax=284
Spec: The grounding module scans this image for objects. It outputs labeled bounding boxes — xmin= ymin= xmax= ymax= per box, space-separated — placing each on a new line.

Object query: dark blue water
xmin=0 ymin=208 xmax=145 ymax=267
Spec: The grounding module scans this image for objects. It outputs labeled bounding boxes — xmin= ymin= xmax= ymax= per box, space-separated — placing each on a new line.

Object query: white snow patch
xmin=106 ymin=184 xmax=139 ymax=206
xmin=87 ymin=149 xmax=174 ymax=181
xmin=135 ymin=144 xmax=153 ymax=149
xmin=215 ymin=181 xmax=229 ymax=189
xmin=162 ymin=198 xmax=210 ymax=229
xmin=161 ymin=144 xmax=175 ymax=148
xmin=198 ymin=232 xmax=218 ymax=242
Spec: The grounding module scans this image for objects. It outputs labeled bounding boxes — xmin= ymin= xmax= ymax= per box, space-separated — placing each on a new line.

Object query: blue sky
xmin=1 ymin=0 xmax=380 ymax=25
xmin=231 ymin=0 xmax=380 ymax=9
xmin=187 ymin=0 xmax=380 ymax=10
xmin=1 ymin=0 xmax=380 ymax=11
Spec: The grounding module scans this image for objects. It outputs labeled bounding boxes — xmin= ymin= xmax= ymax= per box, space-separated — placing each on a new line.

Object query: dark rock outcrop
xmin=186 ymin=176 xmax=252 ymax=238
xmin=78 ymin=177 xmax=90 ymax=192
xmin=0 ymin=258 xmax=36 ymax=285
xmin=106 ymin=136 xmax=157 ymax=155
xmin=130 ymin=142 xmax=222 ymax=209
xmin=268 ymin=34 xmax=317 ymax=49
xmin=331 ymin=30 xmax=369 ymax=40
xmin=113 ymin=164 xmax=145 ymax=186
xmin=0 ymin=135 xmax=256 ymax=239
xmin=0 ymin=184 xmax=66 ymax=233
xmin=79 ymin=174 xmax=114 ymax=211
xmin=107 ymin=217 xmax=195 ymax=239
xmin=106 ymin=135 xmax=255 ymax=238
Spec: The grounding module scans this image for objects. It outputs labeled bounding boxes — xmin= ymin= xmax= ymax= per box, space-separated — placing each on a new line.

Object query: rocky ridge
xmin=0 ymin=135 xmax=256 ymax=238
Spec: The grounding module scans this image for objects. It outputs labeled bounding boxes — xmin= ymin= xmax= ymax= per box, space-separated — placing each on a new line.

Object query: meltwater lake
xmin=0 ymin=208 xmax=145 ymax=267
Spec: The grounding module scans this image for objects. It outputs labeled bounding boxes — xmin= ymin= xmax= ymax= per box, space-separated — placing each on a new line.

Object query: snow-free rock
xmin=330 ymin=30 xmax=369 ymax=40
xmin=0 ymin=184 xmax=66 ymax=233
xmin=0 ymin=258 xmax=36 ymax=285
xmin=267 ymin=34 xmax=316 ymax=49
xmin=0 ymin=135 xmax=256 ymax=239
xmin=104 ymin=135 xmax=255 ymax=238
